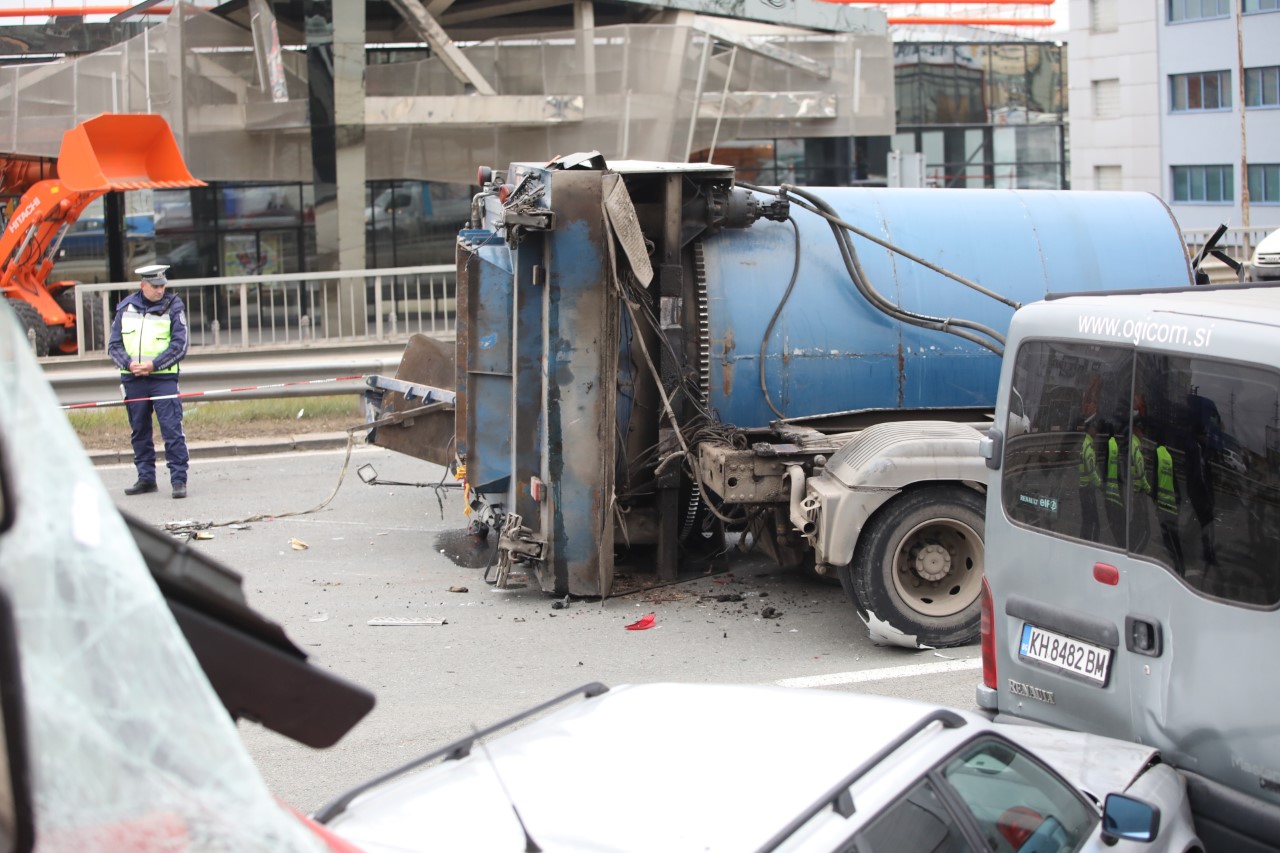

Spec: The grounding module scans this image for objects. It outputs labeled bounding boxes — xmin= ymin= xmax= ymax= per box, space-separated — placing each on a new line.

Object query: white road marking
xmin=776 ymin=657 xmax=982 ymax=688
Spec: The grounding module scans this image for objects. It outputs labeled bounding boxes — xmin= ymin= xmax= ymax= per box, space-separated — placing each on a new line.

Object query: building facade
xmin=1069 ymin=0 xmax=1280 ymax=237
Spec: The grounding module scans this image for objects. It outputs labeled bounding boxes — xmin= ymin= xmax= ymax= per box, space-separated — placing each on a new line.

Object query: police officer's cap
xmin=136 ymin=264 xmax=170 ymax=285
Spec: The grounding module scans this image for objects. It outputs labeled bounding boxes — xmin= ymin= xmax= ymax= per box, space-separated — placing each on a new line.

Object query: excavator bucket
xmin=55 ymin=113 xmax=205 ymax=192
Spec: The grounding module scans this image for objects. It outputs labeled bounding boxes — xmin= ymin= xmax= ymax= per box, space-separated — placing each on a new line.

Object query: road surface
xmin=99 ymin=443 xmax=983 ymax=813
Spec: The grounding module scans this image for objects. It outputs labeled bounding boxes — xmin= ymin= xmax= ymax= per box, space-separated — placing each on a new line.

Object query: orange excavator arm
xmin=0 ymin=113 xmax=205 ymax=355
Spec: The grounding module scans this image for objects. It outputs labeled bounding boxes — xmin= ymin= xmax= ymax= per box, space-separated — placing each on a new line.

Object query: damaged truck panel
xmin=365 ymin=157 xmax=1195 ymax=648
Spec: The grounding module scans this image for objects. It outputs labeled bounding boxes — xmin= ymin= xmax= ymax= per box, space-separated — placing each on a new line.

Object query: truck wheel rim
xmin=891 ymin=517 xmax=983 ymax=618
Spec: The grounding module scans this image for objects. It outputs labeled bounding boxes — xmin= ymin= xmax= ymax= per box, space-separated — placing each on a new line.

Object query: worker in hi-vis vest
xmin=1078 ymin=415 xmax=1102 ymax=542
xmin=1155 ymin=440 xmax=1184 ymax=574
xmin=107 ymin=264 xmax=190 ymax=499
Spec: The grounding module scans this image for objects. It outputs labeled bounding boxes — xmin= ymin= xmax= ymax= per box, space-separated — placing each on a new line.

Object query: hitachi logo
xmin=6 ymin=197 xmax=42 ymax=235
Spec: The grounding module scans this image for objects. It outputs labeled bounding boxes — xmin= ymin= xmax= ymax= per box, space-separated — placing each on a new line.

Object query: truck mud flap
xmin=365 ymin=334 xmax=457 ymax=468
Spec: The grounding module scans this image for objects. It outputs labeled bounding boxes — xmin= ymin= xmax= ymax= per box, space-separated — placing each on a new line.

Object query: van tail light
xmin=981 ymin=575 xmax=997 ymax=690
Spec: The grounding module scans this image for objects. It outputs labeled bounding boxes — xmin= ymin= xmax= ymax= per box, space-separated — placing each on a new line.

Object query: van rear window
xmin=1002 ymin=340 xmax=1280 ymax=608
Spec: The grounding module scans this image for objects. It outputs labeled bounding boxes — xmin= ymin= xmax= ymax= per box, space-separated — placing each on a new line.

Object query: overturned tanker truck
xmin=363 ymin=155 xmax=1197 ymax=648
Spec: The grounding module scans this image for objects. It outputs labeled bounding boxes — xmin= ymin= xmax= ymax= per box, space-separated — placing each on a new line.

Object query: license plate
xmin=1019 ymin=623 xmax=1111 ymax=685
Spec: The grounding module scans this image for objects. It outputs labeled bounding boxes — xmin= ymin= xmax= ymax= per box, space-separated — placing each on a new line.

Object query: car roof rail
xmin=753 ymin=708 xmax=966 ymax=853
xmin=311 ymin=681 xmax=610 ymax=824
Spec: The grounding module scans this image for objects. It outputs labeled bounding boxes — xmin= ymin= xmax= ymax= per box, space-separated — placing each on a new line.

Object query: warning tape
xmin=61 ymin=375 xmax=367 ymax=410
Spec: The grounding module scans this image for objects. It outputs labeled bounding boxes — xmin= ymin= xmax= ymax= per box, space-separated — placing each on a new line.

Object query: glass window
xmin=1249 ymin=164 xmax=1280 ymax=203
xmin=1095 ymin=165 xmax=1122 ymax=190
xmin=1245 ymin=66 xmax=1280 ymax=107
xmin=1001 ymin=340 xmax=1134 ymax=549
xmin=1091 ymin=0 xmax=1119 ymax=32
xmin=1169 ymin=0 xmax=1231 ymax=22
xmin=1171 ymin=165 xmax=1233 ymax=203
xmin=1243 ymin=0 xmax=1279 ymax=12
xmin=1170 ymin=71 xmax=1231 ymax=112
xmin=855 ymin=779 xmax=976 ymax=853
xmin=219 ymin=185 xmax=302 ymax=229
xmin=941 ymin=738 xmax=1096 ymax=853
xmin=1093 ymin=78 xmax=1121 ymax=117
xmin=1132 ymin=353 xmax=1280 ymax=606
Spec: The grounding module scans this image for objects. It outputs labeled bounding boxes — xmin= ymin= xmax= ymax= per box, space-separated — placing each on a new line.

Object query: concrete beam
xmin=387 ymin=0 xmax=498 ymax=95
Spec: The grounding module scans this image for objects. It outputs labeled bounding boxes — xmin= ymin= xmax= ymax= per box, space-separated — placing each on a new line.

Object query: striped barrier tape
xmin=62 ymin=374 xmax=367 ymax=410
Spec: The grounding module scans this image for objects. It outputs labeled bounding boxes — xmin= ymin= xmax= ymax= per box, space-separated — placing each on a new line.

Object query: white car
xmin=317 ymin=682 xmax=1201 ymax=852
xmin=1249 ymin=227 xmax=1280 ymax=282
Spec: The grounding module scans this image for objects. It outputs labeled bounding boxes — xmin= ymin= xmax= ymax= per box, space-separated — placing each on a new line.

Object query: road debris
xmin=289 ymin=537 xmax=309 ymax=550
xmin=366 ymin=617 xmax=447 ymax=626
xmin=447 ymin=585 xmax=469 ymax=594
xmin=625 ymin=612 xmax=656 ymax=631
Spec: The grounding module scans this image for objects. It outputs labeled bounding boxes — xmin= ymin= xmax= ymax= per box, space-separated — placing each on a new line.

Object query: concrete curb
xmin=88 ymin=431 xmax=358 ymax=467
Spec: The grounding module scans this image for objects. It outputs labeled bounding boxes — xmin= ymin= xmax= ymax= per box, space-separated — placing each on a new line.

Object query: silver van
xmin=977 ymin=284 xmax=1280 ymax=852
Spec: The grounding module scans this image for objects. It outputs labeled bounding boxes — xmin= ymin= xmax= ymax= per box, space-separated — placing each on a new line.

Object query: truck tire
xmin=842 ymin=484 xmax=984 ymax=648
xmin=6 ymin=298 xmax=51 ymax=357
xmin=55 ymin=286 xmax=106 ymax=353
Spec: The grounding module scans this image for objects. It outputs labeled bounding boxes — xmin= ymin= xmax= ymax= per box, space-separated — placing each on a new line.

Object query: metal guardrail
xmin=1182 ymin=226 xmax=1273 ymax=264
xmin=65 ymin=263 xmax=457 ymax=357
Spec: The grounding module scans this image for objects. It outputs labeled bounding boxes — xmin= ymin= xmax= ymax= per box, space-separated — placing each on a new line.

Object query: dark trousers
xmin=122 ymin=374 xmax=189 ymax=485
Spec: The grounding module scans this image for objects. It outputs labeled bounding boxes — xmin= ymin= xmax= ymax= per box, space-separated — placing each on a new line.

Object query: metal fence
xmin=71 ymin=264 xmax=456 ymax=356
xmin=1182 ymin=226 xmax=1273 ymax=265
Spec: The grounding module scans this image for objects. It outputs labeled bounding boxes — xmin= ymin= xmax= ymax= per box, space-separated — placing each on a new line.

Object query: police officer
xmin=107 ymin=264 xmax=191 ymax=499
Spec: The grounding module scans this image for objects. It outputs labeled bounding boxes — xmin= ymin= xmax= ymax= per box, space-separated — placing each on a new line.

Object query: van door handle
xmin=1125 ymin=616 xmax=1163 ymax=657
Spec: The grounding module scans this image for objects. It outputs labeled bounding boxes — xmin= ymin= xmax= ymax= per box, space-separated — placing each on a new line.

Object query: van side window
xmin=1131 ymin=352 xmax=1280 ymax=607
xmin=1001 ymin=340 xmax=1133 ymax=550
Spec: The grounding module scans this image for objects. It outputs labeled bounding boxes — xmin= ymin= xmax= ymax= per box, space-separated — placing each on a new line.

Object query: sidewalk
xmin=87 ymin=431 xmax=357 ymax=467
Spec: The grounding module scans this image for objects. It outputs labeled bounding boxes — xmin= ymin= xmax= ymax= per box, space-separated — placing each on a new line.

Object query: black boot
xmin=124 ymin=480 xmax=158 ymax=496
xmin=172 ymin=482 xmax=187 ymax=499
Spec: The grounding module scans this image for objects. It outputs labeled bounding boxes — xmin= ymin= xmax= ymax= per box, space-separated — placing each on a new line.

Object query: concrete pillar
xmin=305 ymin=0 xmax=367 ymax=333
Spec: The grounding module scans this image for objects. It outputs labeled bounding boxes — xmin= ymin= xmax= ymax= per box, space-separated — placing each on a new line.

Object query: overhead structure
xmin=816 ymin=0 xmax=1057 ymax=28
xmin=0 ymin=0 xmax=895 ymax=185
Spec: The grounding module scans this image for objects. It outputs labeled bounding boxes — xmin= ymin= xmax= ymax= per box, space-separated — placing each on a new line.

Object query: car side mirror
xmin=1101 ymin=793 xmax=1160 ymax=844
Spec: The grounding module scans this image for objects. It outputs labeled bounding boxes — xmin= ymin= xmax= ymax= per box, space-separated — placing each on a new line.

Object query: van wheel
xmin=843 ymin=485 xmax=984 ymax=648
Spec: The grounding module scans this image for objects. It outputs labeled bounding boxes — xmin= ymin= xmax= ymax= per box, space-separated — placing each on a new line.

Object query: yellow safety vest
xmin=1105 ymin=436 xmax=1122 ymax=505
xmin=1079 ymin=435 xmax=1101 ymax=488
xmin=120 ymin=308 xmax=178 ymax=375
xmin=1131 ymin=435 xmax=1151 ymax=494
xmin=1156 ymin=445 xmax=1177 ymax=514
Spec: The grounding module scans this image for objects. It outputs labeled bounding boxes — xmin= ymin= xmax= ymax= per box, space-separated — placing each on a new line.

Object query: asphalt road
xmin=99 ymin=444 xmax=983 ymax=815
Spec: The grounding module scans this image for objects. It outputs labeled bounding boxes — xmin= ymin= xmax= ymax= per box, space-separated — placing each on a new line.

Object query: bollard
xmin=210 ymin=318 xmax=221 ymax=347
xmin=300 ymin=314 xmax=312 ymax=341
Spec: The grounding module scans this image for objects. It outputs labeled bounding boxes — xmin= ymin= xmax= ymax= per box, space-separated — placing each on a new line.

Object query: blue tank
xmin=700 ymin=188 xmax=1192 ymax=427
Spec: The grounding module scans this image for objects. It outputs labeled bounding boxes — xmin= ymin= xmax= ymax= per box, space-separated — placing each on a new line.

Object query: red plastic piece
xmin=625 ymin=613 xmax=656 ymax=631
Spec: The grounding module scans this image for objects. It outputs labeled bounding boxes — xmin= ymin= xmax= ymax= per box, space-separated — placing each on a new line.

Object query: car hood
xmin=323 ymin=684 xmax=953 ymax=852
xmin=995 ymin=722 xmax=1159 ymax=803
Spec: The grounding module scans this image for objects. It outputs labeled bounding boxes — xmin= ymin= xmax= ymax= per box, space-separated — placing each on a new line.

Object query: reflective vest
xmin=1079 ymin=435 xmax=1101 ymax=488
xmin=1105 ymin=436 xmax=1122 ymax=505
xmin=1156 ymin=445 xmax=1177 ymax=514
xmin=119 ymin=306 xmax=178 ymax=375
xmin=1131 ymin=435 xmax=1151 ymax=494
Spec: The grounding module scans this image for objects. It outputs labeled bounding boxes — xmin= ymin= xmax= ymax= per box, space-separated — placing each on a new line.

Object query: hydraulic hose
xmin=758 ymin=217 xmax=802 ymax=419
xmin=783 ymin=184 xmax=1006 ymax=354
xmin=737 ymin=181 xmax=1010 ymax=355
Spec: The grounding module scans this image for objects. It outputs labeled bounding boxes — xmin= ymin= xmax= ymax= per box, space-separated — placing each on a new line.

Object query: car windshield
xmin=941 ymin=738 xmax=1096 ymax=853
xmin=0 ymin=305 xmax=325 ymax=851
